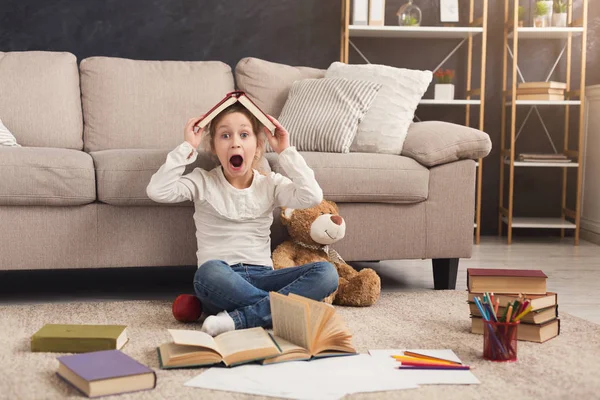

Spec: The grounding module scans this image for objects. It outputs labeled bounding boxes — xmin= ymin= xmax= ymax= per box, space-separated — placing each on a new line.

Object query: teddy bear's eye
xmin=320 ymin=212 xmax=324 ymax=215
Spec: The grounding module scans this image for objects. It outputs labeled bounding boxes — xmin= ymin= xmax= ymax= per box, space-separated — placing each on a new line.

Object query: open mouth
xmin=229 ymin=155 xmax=244 ymax=170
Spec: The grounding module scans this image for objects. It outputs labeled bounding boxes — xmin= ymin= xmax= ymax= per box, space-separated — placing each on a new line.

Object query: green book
xmin=31 ymin=324 xmax=128 ymax=353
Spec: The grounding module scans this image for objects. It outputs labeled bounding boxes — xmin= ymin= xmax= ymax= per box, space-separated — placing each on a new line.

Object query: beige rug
xmin=1 ymin=291 xmax=599 ymax=399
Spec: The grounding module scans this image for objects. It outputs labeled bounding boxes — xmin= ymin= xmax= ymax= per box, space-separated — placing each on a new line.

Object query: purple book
xmin=57 ymin=350 xmax=156 ymax=397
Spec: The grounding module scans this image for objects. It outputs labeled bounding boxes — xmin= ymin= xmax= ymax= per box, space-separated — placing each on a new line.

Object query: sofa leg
xmin=432 ymin=258 xmax=459 ymax=290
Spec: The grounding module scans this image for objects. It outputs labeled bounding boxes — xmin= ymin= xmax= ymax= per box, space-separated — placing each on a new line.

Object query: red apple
xmin=172 ymin=294 xmax=203 ymax=322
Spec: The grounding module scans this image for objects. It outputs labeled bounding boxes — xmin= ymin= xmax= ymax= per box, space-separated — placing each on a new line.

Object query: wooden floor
xmin=353 ymin=236 xmax=600 ymax=324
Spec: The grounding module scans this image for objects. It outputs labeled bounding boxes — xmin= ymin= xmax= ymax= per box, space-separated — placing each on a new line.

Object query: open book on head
xmin=157 ymin=327 xmax=280 ymax=369
xmin=264 ymin=292 xmax=357 ymax=365
xmin=193 ymin=91 xmax=276 ymax=135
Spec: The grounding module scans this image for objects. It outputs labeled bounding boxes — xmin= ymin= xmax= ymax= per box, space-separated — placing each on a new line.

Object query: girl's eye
xmin=241 ymin=132 xmax=249 ymax=138
xmin=221 ymin=133 xmax=230 ymax=139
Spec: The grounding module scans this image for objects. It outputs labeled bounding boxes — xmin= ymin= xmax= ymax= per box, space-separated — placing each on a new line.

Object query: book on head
xmin=263 ymin=292 xmax=357 ymax=364
xmin=157 ymin=326 xmax=281 ymax=368
xmin=31 ymin=324 xmax=128 ymax=353
xmin=56 ymin=350 xmax=156 ymax=398
xmin=467 ymin=268 xmax=548 ymax=295
xmin=193 ymin=91 xmax=276 ymax=134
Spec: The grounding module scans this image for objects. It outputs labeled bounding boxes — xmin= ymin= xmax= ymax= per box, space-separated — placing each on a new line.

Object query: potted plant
xmin=534 ymin=1 xmax=551 ymax=27
xmin=434 ymin=69 xmax=455 ymax=101
xmin=553 ymin=0 xmax=567 ymax=27
xmin=518 ymin=6 xmax=525 ymax=27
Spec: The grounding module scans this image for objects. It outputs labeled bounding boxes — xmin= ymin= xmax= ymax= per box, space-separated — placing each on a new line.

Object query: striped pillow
xmin=277 ymin=77 xmax=381 ymax=153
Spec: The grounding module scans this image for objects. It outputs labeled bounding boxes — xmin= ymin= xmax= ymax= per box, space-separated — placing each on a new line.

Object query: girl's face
xmin=212 ymin=112 xmax=258 ymax=185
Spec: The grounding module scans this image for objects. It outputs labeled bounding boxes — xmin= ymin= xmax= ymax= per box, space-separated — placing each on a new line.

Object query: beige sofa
xmin=0 ymin=51 xmax=491 ymax=290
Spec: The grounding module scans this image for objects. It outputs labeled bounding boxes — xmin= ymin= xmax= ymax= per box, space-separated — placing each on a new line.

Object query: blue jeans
xmin=193 ymin=260 xmax=339 ymax=330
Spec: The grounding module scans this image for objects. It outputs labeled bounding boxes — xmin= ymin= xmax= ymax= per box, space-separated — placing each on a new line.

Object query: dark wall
xmin=1 ymin=0 xmax=599 ymax=236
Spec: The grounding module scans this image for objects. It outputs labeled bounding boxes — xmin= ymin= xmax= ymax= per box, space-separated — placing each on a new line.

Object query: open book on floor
xmin=157 ymin=327 xmax=281 ymax=369
xmin=263 ymin=292 xmax=357 ymax=365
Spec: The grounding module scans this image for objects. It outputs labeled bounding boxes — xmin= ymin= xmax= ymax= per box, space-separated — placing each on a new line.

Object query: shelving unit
xmin=340 ymin=0 xmax=488 ymax=244
xmin=498 ymin=0 xmax=588 ymax=244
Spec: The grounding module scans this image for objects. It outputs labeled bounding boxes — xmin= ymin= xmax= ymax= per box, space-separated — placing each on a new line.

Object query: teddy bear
xmin=272 ymin=199 xmax=381 ymax=307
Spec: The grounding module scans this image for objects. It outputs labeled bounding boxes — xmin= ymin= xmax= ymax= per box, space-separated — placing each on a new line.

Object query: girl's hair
xmin=204 ymin=103 xmax=267 ymax=172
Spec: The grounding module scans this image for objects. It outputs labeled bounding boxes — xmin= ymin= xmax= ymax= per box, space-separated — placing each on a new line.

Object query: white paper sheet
xmin=184 ymin=354 xmax=418 ymax=399
xmin=368 ymin=349 xmax=481 ymax=385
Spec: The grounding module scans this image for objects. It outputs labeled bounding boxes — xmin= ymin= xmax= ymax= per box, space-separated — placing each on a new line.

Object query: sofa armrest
xmin=401 ymin=121 xmax=492 ymax=167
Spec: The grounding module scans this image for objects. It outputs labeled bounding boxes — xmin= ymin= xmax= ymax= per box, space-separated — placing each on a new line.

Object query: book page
xmin=288 ymin=293 xmax=334 ymax=350
xmin=215 ymin=327 xmax=277 ymax=360
xmin=237 ymin=95 xmax=275 ymax=132
xmin=197 ymin=96 xmax=238 ymax=129
xmin=270 ymin=292 xmax=311 ymax=350
xmin=168 ymin=329 xmax=221 ymax=356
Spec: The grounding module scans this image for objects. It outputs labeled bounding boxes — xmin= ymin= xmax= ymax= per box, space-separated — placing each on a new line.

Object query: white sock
xmin=201 ymin=311 xmax=235 ymax=336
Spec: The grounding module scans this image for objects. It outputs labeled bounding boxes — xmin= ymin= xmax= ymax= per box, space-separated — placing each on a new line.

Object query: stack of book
xmin=517 ymin=153 xmax=572 ymax=163
xmin=516 ymin=81 xmax=567 ymax=101
xmin=467 ymin=268 xmax=560 ymax=343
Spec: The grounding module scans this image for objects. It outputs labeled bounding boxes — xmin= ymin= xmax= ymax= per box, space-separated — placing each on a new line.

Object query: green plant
xmin=402 ymin=15 xmax=418 ymax=26
xmin=553 ymin=0 xmax=567 ymax=13
xmin=535 ymin=1 xmax=550 ymax=16
xmin=518 ymin=6 xmax=525 ymax=21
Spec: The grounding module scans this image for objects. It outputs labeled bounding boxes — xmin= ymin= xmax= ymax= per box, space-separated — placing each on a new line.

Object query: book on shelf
xmin=193 ymin=90 xmax=275 ymax=134
xmin=467 ymin=268 xmax=548 ymax=295
xmin=518 ymin=153 xmax=568 ymax=160
xmin=56 ymin=350 xmax=156 ymax=398
xmin=471 ymin=316 xmax=560 ymax=343
xmin=467 ymin=291 xmax=558 ymax=311
xmin=31 ymin=324 xmax=128 ymax=353
xmin=263 ymin=292 xmax=357 ymax=365
xmin=516 ymin=88 xmax=565 ymax=96
xmin=469 ymin=303 xmax=558 ymax=324
xmin=517 ymin=81 xmax=567 ymax=90
xmin=157 ymin=327 xmax=280 ymax=369
xmin=517 ymin=94 xmax=565 ymax=101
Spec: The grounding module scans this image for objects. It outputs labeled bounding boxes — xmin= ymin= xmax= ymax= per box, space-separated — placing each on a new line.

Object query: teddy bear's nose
xmin=330 ymin=215 xmax=343 ymax=226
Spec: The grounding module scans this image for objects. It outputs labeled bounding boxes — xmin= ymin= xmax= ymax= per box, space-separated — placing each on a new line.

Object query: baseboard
xmin=581 ymin=228 xmax=600 ymax=246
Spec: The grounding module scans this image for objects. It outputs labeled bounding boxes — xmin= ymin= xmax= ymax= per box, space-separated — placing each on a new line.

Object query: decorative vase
xmin=552 ymin=12 xmax=567 ymax=27
xmin=434 ymin=84 xmax=455 ymax=101
xmin=537 ymin=1 xmax=553 ymax=27
xmin=396 ymin=0 xmax=422 ymax=26
xmin=534 ymin=15 xmax=547 ymax=27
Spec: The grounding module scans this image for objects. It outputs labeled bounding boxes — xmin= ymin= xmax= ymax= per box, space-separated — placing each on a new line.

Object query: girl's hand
xmin=265 ymin=116 xmax=290 ymax=154
xmin=184 ymin=115 xmax=206 ymax=149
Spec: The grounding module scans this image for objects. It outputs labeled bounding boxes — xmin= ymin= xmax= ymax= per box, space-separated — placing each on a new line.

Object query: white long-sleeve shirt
xmin=146 ymin=141 xmax=323 ymax=268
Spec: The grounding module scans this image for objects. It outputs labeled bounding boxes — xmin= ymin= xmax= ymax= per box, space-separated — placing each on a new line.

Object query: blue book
xmin=57 ymin=350 xmax=156 ymax=397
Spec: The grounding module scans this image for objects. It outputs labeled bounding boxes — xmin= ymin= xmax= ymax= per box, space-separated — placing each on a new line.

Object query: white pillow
xmin=0 ymin=119 xmax=21 ymax=147
xmin=325 ymin=62 xmax=432 ymax=154
xmin=277 ymin=77 xmax=381 ymax=153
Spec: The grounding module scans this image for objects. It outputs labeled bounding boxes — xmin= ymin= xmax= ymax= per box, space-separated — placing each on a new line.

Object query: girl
xmin=146 ymin=102 xmax=338 ymax=336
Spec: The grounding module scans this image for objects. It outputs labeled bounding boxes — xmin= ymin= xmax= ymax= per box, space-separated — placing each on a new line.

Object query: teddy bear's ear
xmin=280 ymin=207 xmax=295 ymax=225
xmin=325 ymin=200 xmax=339 ymax=213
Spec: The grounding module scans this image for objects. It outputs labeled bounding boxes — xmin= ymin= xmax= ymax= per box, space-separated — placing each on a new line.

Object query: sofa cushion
xmin=266 ymin=152 xmax=429 ymax=204
xmin=402 ymin=121 xmax=492 ymax=167
xmin=80 ymin=57 xmax=235 ymax=152
xmin=0 ymin=147 xmax=95 ymax=206
xmin=0 ymin=51 xmax=83 ymax=149
xmin=235 ymin=57 xmax=325 ymax=118
xmin=91 ymin=149 xmax=272 ymax=206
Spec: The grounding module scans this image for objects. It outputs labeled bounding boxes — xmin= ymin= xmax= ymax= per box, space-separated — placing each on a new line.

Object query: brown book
xmin=517 ymin=94 xmax=565 ymax=101
xmin=157 ymin=327 xmax=281 ymax=368
xmin=518 ymin=153 xmax=568 ymax=160
xmin=467 ymin=268 xmax=547 ymax=295
xmin=471 ymin=316 xmax=560 ymax=343
xmin=469 ymin=303 xmax=558 ymax=324
xmin=468 ymin=292 xmax=558 ymax=311
xmin=262 ymin=292 xmax=357 ymax=365
xmin=516 ymin=88 xmax=565 ymax=95
xmin=517 ymin=81 xmax=567 ymax=90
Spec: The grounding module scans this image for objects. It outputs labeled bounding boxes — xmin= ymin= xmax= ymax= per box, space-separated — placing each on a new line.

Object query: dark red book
xmin=193 ymin=91 xmax=275 ymax=134
xmin=467 ymin=268 xmax=547 ymax=295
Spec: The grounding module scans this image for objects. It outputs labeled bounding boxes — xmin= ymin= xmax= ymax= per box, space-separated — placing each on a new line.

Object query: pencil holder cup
xmin=483 ymin=321 xmax=519 ymax=362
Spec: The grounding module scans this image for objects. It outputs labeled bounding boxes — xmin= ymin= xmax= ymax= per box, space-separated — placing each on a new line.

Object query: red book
xmin=193 ymin=91 xmax=276 ymax=134
xmin=467 ymin=268 xmax=547 ymax=295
